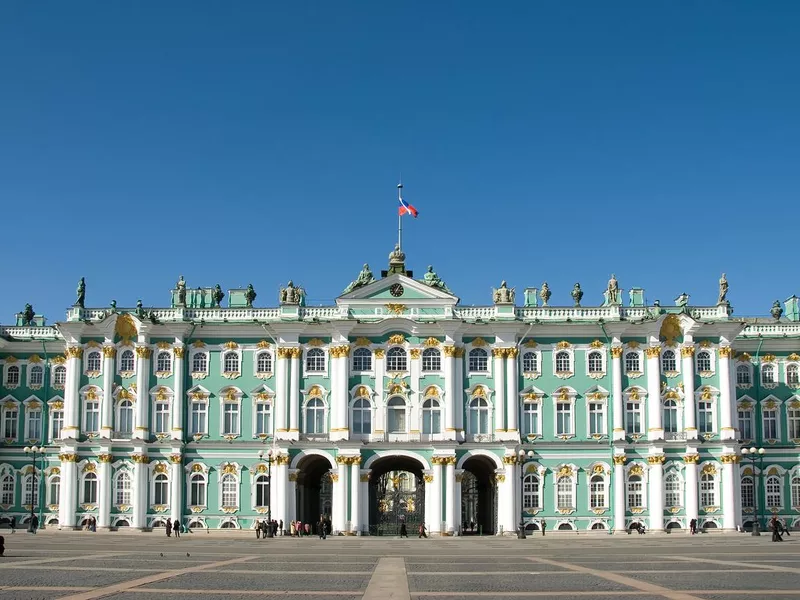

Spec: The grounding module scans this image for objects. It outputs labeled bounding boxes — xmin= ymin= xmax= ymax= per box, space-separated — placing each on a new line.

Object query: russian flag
xmin=398 ymin=195 xmax=419 ymax=218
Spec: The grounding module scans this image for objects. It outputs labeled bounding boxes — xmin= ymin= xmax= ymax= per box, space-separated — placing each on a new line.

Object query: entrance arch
xmin=368 ymin=455 xmax=426 ymax=536
xmin=461 ymin=455 xmax=497 ymax=535
xmin=295 ymin=454 xmax=334 ymax=529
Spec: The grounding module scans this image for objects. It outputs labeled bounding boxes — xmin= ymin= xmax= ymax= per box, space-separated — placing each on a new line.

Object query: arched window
xmin=591 ymin=522 xmax=607 ymax=530
xmin=700 ymin=472 xmax=717 ymax=506
xmin=156 ymin=351 xmax=172 ymax=372
xmin=305 ymin=348 xmax=325 ymax=372
xmin=23 ymin=474 xmax=38 ymax=506
xmin=190 ymin=473 xmax=206 ymax=506
xmin=53 ymin=365 xmax=67 ymax=386
xmin=386 ymin=347 xmax=407 ymax=372
xmin=556 ymin=476 xmax=573 ymax=510
xmin=587 ymin=351 xmax=603 ymax=374
xmin=120 ymin=350 xmax=135 ymax=373
xmin=522 ymin=351 xmax=539 ymax=373
xmin=220 ymin=520 xmax=236 ymax=529
xmin=223 ymin=352 xmax=239 ymax=374
xmin=791 ymin=476 xmax=800 ymax=508
xmin=741 ymin=476 xmax=754 ymax=509
xmin=554 ymin=351 xmax=571 ymax=373
xmin=83 ymin=472 xmax=98 ymax=504
xmin=522 ymin=473 xmax=540 ymax=510
xmin=304 ymin=398 xmax=325 ymax=434
xmin=255 ymin=474 xmax=270 ymax=507
xmin=664 ymin=472 xmax=681 ymax=508
xmin=736 ymin=364 xmax=751 ymax=386
xmin=468 ymin=398 xmax=490 ymax=434
xmin=627 ymin=475 xmax=643 ymax=508
xmin=352 ymin=348 xmax=372 ymax=372
xmin=589 ymin=475 xmax=606 ymax=509
xmin=522 ymin=401 xmax=539 ymax=436
xmin=48 ymin=475 xmax=60 ymax=506
xmin=6 ymin=365 xmax=20 ymax=386
xmin=352 ymin=398 xmax=372 ymax=435
xmin=0 ymin=473 xmax=14 ymax=505
xmin=387 ymin=397 xmax=407 ymax=433
xmin=117 ymin=400 xmax=134 ymax=437
xmin=787 ymin=364 xmax=800 ymax=387
xmin=153 ymin=473 xmax=169 ymax=505
xmin=421 ymin=348 xmax=441 ymax=372
xmin=254 ymin=402 xmax=272 ymax=436
xmin=86 ymin=351 xmax=101 ymax=372
xmin=221 ymin=473 xmax=238 ymax=508
xmin=696 ymin=351 xmax=712 ymax=372
xmin=765 ymin=475 xmax=782 ymax=508
xmin=421 ymin=398 xmax=441 ymax=434
xmin=468 ymin=348 xmax=488 ymax=372
xmin=192 ymin=352 xmax=207 ymax=374
xmin=661 ymin=350 xmax=677 ymax=372
xmin=625 ymin=352 xmax=640 ymax=372
xmin=663 ymin=400 xmax=678 ymax=433
xmin=256 ymin=352 xmax=272 ymax=374
xmin=114 ymin=472 xmax=131 ymax=506
xmin=29 ymin=365 xmax=44 ymax=387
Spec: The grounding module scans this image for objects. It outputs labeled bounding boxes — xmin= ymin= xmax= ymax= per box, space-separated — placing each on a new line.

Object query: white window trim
xmin=789 ymin=465 xmax=800 ymax=510
xmin=519 ymin=387 xmax=543 ymax=440
xmin=623 ymin=386 xmax=647 ymax=437
xmin=45 ymin=469 xmax=60 ymax=506
xmin=467 ymin=344 xmax=492 ymax=377
xmin=735 ymin=362 xmax=754 ymax=389
xmin=464 ymin=385 xmax=493 ymax=439
xmin=114 ymin=396 xmax=135 ymax=439
xmin=218 ymin=463 xmax=241 ymax=510
xmin=188 ymin=348 xmax=209 ymax=379
xmin=552 ymin=347 xmax=574 ymax=379
xmin=695 ymin=386 xmax=719 ymax=436
xmin=660 ymin=347 xmax=681 ymax=378
xmin=301 ymin=387 xmax=330 ymax=435
xmin=116 ymin=345 xmax=137 ymax=377
xmin=786 ymin=396 xmax=800 ymax=441
xmin=521 ymin=463 xmax=545 ymax=512
xmin=148 ymin=462 xmax=171 ymax=508
xmin=699 ymin=462 xmax=721 ymax=510
xmin=349 ymin=386 xmax=376 ymax=438
xmin=661 ymin=393 xmax=684 ymax=437
xmin=350 ymin=347 xmax=374 ymax=375
xmin=250 ymin=464 xmax=271 ymax=511
xmin=695 ymin=348 xmax=717 ymax=378
xmin=152 ymin=348 xmax=174 ymax=378
xmin=303 ymin=346 xmax=329 ymax=377
xmin=623 ymin=347 xmax=644 ymax=379
xmin=26 ymin=360 xmax=45 ymax=390
xmin=185 ymin=462 xmax=208 ymax=509
xmin=625 ymin=463 xmax=649 ymax=511
xmin=586 ymin=463 xmax=610 ymax=510
xmin=0 ymin=464 xmax=16 ymax=507
xmin=1 ymin=397 xmax=20 ymax=442
xmin=113 ymin=468 xmax=133 ymax=507
xmin=760 ymin=360 xmax=779 ymax=389
xmin=149 ymin=386 xmax=173 ymax=437
xmin=663 ymin=466 xmax=684 ymax=509
xmin=553 ymin=387 xmax=577 ymax=438
xmin=83 ymin=347 xmax=103 ymax=378
xmin=763 ymin=464 xmax=786 ymax=510
xmin=219 ymin=387 xmax=243 ymax=439
xmin=253 ymin=349 xmax=275 ymax=379
xmin=786 ymin=361 xmax=800 ymax=389
xmin=385 ymin=345 xmax=410 ymax=375
xmin=553 ymin=463 xmax=578 ymax=512
xmin=420 ymin=347 xmax=443 ymax=375
xmin=585 ymin=393 xmax=608 ymax=438
xmin=21 ymin=471 xmax=40 ymax=507
xmin=584 ymin=349 xmax=606 ymax=379
xmin=79 ymin=468 xmax=99 ymax=506
xmin=47 ymin=396 xmax=64 ymax=442
xmin=251 ymin=385 xmax=275 ymax=439
xmin=23 ymin=396 xmax=43 ymax=443
xmin=187 ymin=386 xmax=210 ymax=437
xmin=760 ymin=396 xmax=782 ymax=443
xmin=3 ymin=361 xmax=22 ymax=389
xmin=50 ymin=362 xmax=67 ymax=390
xmin=520 ymin=349 xmax=542 ymax=379
xmin=420 ymin=390 xmax=444 ymax=440
xmin=219 ymin=348 xmax=242 ymax=380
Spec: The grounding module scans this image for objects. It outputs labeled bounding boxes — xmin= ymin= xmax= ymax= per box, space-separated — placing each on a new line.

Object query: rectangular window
xmin=29 ymin=367 xmax=44 ymax=387
xmin=50 ymin=410 xmax=64 ymax=441
xmin=24 ymin=476 xmax=39 ymax=506
xmin=741 ymin=479 xmax=754 ymax=509
xmin=223 ymin=403 xmax=240 ymax=435
xmin=698 ymin=401 xmax=714 ymax=434
xmin=255 ymin=403 xmax=271 ymax=435
xmin=84 ymin=401 xmax=100 ymax=434
xmin=627 ymin=480 xmax=643 ymax=508
xmin=787 ymin=409 xmax=800 ymax=439
xmin=3 ymin=408 xmax=18 ymax=438
xmin=738 ymin=410 xmax=753 ymax=440
xmin=590 ymin=479 xmax=605 ymax=508
xmin=154 ymin=402 xmax=170 ymax=435
xmin=522 ymin=403 xmax=539 ymax=436
xmin=763 ymin=409 xmax=778 ymax=440
xmin=190 ymin=402 xmax=207 ymax=435
xmin=26 ymin=410 xmax=42 ymax=440
xmin=625 ymin=402 xmax=642 ymax=435
xmin=556 ymin=403 xmax=572 ymax=435
xmin=589 ymin=402 xmax=605 ymax=436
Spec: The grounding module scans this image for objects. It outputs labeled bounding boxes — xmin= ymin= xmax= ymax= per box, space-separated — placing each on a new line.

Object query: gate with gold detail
xmin=369 ymin=470 xmax=425 ymax=536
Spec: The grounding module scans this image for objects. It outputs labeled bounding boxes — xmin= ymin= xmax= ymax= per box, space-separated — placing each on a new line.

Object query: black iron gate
xmin=369 ymin=471 xmax=424 ymax=536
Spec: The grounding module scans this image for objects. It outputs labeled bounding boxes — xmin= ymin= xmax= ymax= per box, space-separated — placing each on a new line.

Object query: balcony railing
xmin=664 ymin=432 xmax=687 ymax=441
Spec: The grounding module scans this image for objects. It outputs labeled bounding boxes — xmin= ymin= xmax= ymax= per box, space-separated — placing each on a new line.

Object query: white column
xmin=333 ymin=458 xmax=347 ymax=533
xmin=733 ymin=459 xmax=743 ymax=529
xmin=684 ymin=455 xmax=699 ymax=527
xmin=171 ymin=346 xmax=185 ymax=441
xmin=59 ymin=452 xmax=78 ymax=529
xmin=492 ymin=349 xmax=506 ymax=434
xmin=445 ymin=457 xmax=456 ymax=534
xmin=506 ymin=349 xmax=519 ymax=436
xmin=359 ymin=471 xmax=369 ymax=535
xmin=274 ymin=457 xmax=288 ymax=528
xmin=409 ymin=349 xmax=421 ymax=438
xmin=455 ymin=348 xmax=465 ymax=438
xmin=288 ymin=349 xmax=300 ymax=439
xmin=424 ymin=471 xmax=434 ymax=534
xmin=169 ymin=454 xmax=183 ymax=527
xmin=718 ymin=348 xmax=735 ymax=440
xmin=430 ymin=459 xmax=443 ymax=534
xmin=374 ymin=351 xmax=385 ymax=436
xmin=682 ymin=346 xmax=697 ymax=439
xmin=453 ymin=470 xmax=463 ymax=535
xmin=443 ymin=346 xmax=456 ymax=440
xmin=132 ymin=454 xmax=148 ymax=529
xmin=648 ymin=456 xmax=665 ymax=531
xmin=646 ymin=347 xmax=663 ymax=440
xmin=97 ymin=453 xmax=112 ymax=528
xmin=101 ymin=347 xmax=115 ymax=438
xmin=350 ymin=457 xmax=361 ymax=533
xmin=499 ymin=458 xmax=516 ymax=535
xmin=287 ymin=470 xmax=298 ymax=528
xmin=63 ymin=347 xmax=82 ymax=439
xmin=611 ymin=347 xmax=624 ymax=440
xmin=721 ymin=454 xmax=737 ymax=530
xmin=275 ymin=349 xmax=288 ymax=437
xmin=613 ymin=458 xmax=626 ymax=533
xmin=330 ymin=346 xmax=349 ymax=442
xmin=134 ymin=346 xmax=151 ymax=440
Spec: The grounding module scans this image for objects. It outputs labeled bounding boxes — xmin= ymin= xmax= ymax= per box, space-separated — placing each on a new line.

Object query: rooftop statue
xmin=109 ymin=300 xmax=117 ymax=313
xmin=22 ymin=304 xmax=35 ymax=326
xmin=176 ymin=275 xmax=187 ymax=307
xmin=540 ymin=282 xmax=551 ymax=307
xmin=771 ymin=300 xmax=783 ymax=320
xmin=245 ymin=283 xmax=257 ymax=308
xmin=675 ymin=293 xmax=689 ymax=308
xmin=717 ymin=273 xmax=728 ymax=304
xmin=493 ymin=280 xmax=515 ymax=304
xmin=422 ymin=265 xmax=452 ymax=294
xmin=280 ymin=280 xmax=302 ymax=305
xmin=606 ymin=274 xmax=620 ymax=305
xmin=212 ymin=284 xmax=225 ymax=308
xmin=343 ymin=264 xmax=376 ymax=294
xmin=135 ymin=299 xmax=147 ymax=319
xmin=75 ymin=277 xmax=86 ymax=308
xmin=571 ymin=283 xmax=583 ymax=307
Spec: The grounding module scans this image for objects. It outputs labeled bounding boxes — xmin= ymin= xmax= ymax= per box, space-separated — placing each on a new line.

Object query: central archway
xmin=461 ymin=455 xmax=497 ymax=535
xmin=295 ymin=454 xmax=334 ymax=530
xmin=368 ymin=455 xmax=425 ymax=536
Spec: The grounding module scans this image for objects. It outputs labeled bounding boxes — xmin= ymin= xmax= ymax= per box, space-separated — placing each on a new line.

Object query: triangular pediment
xmin=337 ymin=273 xmax=459 ymax=303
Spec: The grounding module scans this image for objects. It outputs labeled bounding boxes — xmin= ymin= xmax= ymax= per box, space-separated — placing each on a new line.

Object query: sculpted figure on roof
xmin=343 ymin=264 xmax=376 ymax=294
xmin=422 ymin=265 xmax=452 ymax=294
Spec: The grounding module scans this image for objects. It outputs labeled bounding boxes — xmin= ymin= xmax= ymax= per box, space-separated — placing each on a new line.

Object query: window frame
xmin=553 ymin=349 xmax=574 ymax=378
xmin=254 ymin=350 xmax=274 ymax=378
xmin=661 ymin=349 xmax=679 ymax=375
xmin=699 ymin=469 xmax=719 ymax=508
xmin=84 ymin=350 xmax=102 ymax=376
xmin=115 ymin=398 xmax=135 ymax=439
xmin=585 ymin=350 xmax=605 ymax=377
xmin=741 ymin=475 xmax=755 ymax=509
xmin=27 ymin=363 xmax=45 ymax=389
xmin=221 ymin=350 xmax=241 ymax=378
xmin=304 ymin=347 xmax=327 ymax=375
xmin=467 ymin=396 xmax=491 ymax=436
xmin=188 ymin=471 xmax=207 ymax=508
xmin=81 ymin=471 xmax=99 ymax=505
xmin=522 ymin=468 xmax=542 ymax=511
xmin=664 ymin=470 xmax=683 ymax=509
xmin=220 ymin=472 xmax=239 ymax=509
xmin=787 ymin=399 xmax=800 ymax=440
xmin=0 ymin=469 xmax=15 ymax=506
xmin=154 ymin=350 xmax=173 ymax=376
xmin=421 ymin=348 xmax=442 ymax=373
xmin=555 ymin=467 xmax=577 ymax=511
xmin=521 ymin=397 xmax=541 ymax=437
xmin=152 ymin=472 xmax=169 ymax=506
xmin=765 ymin=472 xmax=783 ymax=510
xmin=736 ymin=363 xmax=753 ymax=388
xmin=521 ymin=350 xmax=542 ymax=377
xmin=624 ymin=349 xmax=643 ymax=376
xmin=302 ymin=395 xmax=328 ymax=435
xmin=117 ymin=347 xmax=136 ymax=376
xmin=351 ymin=347 xmax=373 ymax=373
xmin=421 ymin=397 xmax=441 ymax=436
xmin=220 ymin=389 xmax=242 ymax=438
xmin=4 ymin=364 xmax=21 ymax=388
xmin=761 ymin=397 xmax=781 ymax=442
xmin=1 ymin=398 xmax=20 ymax=440
xmin=189 ymin=349 xmax=209 ymax=378
xmin=787 ymin=362 xmax=800 ymax=389
xmin=695 ymin=349 xmax=715 ymax=375
xmin=386 ymin=346 xmax=408 ymax=373
xmin=114 ymin=470 xmax=132 ymax=507
xmin=467 ymin=348 xmax=490 ymax=374
xmin=48 ymin=397 xmax=64 ymax=442
xmin=351 ymin=396 xmax=373 ymax=436
xmin=554 ymin=388 xmax=576 ymax=437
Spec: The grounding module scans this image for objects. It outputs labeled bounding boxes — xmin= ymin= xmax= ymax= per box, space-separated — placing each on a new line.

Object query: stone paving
xmin=0 ymin=531 xmax=798 ymax=600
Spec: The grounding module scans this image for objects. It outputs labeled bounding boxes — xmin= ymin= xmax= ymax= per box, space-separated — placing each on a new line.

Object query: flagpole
xmin=397 ymin=182 xmax=403 ymax=251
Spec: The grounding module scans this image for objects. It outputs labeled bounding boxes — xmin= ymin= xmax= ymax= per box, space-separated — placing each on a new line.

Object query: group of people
xmin=255 ymin=519 xmax=281 ymax=538
xmin=770 ymin=516 xmax=791 ymax=542
xmin=164 ymin=518 xmax=181 ymax=538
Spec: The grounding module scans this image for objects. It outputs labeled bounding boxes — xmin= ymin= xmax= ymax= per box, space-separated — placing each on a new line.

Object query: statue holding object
xmin=75 ymin=277 xmax=86 ymax=308
xmin=176 ymin=275 xmax=187 ymax=307
xmin=717 ymin=273 xmax=728 ymax=304
xmin=245 ymin=283 xmax=257 ymax=308
xmin=280 ymin=280 xmax=301 ymax=305
xmin=422 ymin=265 xmax=452 ymax=294
xmin=492 ymin=280 xmax=516 ymax=304
xmin=343 ymin=264 xmax=376 ymax=294
xmin=212 ymin=284 xmax=225 ymax=308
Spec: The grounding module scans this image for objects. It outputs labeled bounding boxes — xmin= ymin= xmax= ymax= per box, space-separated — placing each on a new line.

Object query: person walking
xmin=318 ymin=515 xmax=327 ymax=539
xmin=173 ymin=521 xmax=181 ymax=539
xmin=30 ymin=515 xmax=39 ymax=534
xmin=399 ymin=517 xmax=408 ymax=539
xmin=541 ymin=519 xmax=547 ymax=537
xmin=166 ymin=518 xmax=172 ymax=538
xmin=0 ymin=534 xmax=5 ymax=557
xmin=255 ymin=520 xmax=261 ymax=539
xmin=771 ymin=517 xmax=783 ymax=542
xmin=689 ymin=518 xmax=697 ymax=535
xmin=418 ymin=523 xmax=427 ymax=538
xmin=279 ymin=520 xmax=284 ymax=536
xmin=10 ymin=516 xmax=16 ymax=534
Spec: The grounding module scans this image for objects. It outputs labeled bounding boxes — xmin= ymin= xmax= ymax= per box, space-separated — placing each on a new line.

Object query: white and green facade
xmin=1 ymin=250 xmax=799 ymax=535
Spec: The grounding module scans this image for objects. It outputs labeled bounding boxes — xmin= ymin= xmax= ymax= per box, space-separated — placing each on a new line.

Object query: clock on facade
xmin=389 ymin=283 xmax=404 ymax=297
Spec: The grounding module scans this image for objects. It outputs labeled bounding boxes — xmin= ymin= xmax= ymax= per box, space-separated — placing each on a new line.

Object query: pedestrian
xmin=771 ymin=517 xmax=783 ymax=542
xmin=174 ymin=521 xmax=181 ymax=539
xmin=689 ymin=518 xmax=697 ymax=535
xmin=10 ymin=516 xmax=16 ymax=534
xmin=30 ymin=515 xmax=39 ymax=534
xmin=279 ymin=519 xmax=284 ymax=536
xmin=319 ymin=515 xmax=326 ymax=539
xmin=399 ymin=518 xmax=408 ymax=539
xmin=541 ymin=519 xmax=547 ymax=537
xmin=166 ymin=518 xmax=172 ymax=537
xmin=304 ymin=522 xmax=310 ymax=536
xmin=255 ymin=520 xmax=261 ymax=539
xmin=418 ymin=523 xmax=427 ymax=539
xmin=0 ymin=534 xmax=4 ymax=557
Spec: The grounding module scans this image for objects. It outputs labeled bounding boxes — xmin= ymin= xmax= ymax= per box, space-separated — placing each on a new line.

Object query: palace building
xmin=1 ymin=245 xmax=799 ymax=535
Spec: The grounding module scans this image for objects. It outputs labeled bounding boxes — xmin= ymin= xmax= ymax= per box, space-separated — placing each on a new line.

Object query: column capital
xmin=683 ymin=453 xmax=700 ymax=464
xmin=646 ymin=454 xmax=666 ymax=465
xmin=173 ymin=346 xmax=186 ymax=359
xmin=644 ymin=346 xmax=661 ymax=359
xmin=718 ymin=346 xmax=733 ymax=358
xmin=102 ymin=346 xmax=116 ymax=358
xmin=610 ymin=346 xmax=624 ymax=359
xmin=135 ymin=346 xmax=152 ymax=359
xmin=169 ymin=454 xmax=183 ymax=464
xmin=98 ymin=453 xmax=114 ymax=463
xmin=59 ymin=452 xmax=79 ymax=462
xmin=612 ymin=455 xmax=626 ymax=466
xmin=681 ymin=345 xmax=696 ymax=358
xmin=65 ymin=346 xmax=83 ymax=359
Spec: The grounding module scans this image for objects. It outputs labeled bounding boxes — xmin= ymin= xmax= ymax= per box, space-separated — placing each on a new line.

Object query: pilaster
xmin=492 ymin=348 xmax=506 ymax=434
xmin=611 ymin=347 xmax=625 ymax=441
xmin=682 ymin=346 xmax=697 ymax=440
xmin=454 ymin=347 xmax=465 ymax=440
xmin=718 ymin=347 xmax=735 ymax=440
xmin=330 ymin=345 xmax=350 ymax=442
xmin=288 ymin=348 xmax=300 ymax=440
xmin=613 ymin=454 xmax=626 ymax=532
xmin=505 ymin=348 xmax=519 ymax=438
xmin=645 ymin=347 xmax=663 ymax=440
xmin=333 ymin=456 xmax=348 ymax=533
xmin=275 ymin=348 xmax=289 ymax=437
xmin=499 ymin=455 xmax=516 ymax=535
xmin=444 ymin=457 xmax=456 ymax=534
xmin=684 ymin=453 xmax=699 ymax=526
xmin=134 ymin=345 xmax=151 ymax=440
xmin=97 ymin=452 xmax=113 ymax=529
xmin=169 ymin=454 xmax=183 ymax=527
xmin=59 ymin=450 xmax=78 ymax=529
xmin=720 ymin=453 xmax=738 ymax=530
xmin=443 ymin=346 xmax=456 ymax=440
xmin=62 ymin=346 xmax=82 ymax=439
xmin=453 ymin=469 xmax=463 ymax=535
xmin=101 ymin=347 xmax=115 ymax=437
xmin=647 ymin=454 xmax=665 ymax=531
xmin=131 ymin=452 xmax=149 ymax=529
xmin=274 ymin=454 xmax=289 ymax=528
xmin=349 ymin=456 xmax=361 ymax=533
xmin=171 ymin=346 xmax=185 ymax=441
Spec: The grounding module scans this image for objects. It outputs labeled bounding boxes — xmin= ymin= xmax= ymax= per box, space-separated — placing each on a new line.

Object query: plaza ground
xmin=0 ymin=532 xmax=799 ymax=600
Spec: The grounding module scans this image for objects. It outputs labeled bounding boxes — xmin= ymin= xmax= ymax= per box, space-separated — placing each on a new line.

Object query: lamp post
xmin=23 ymin=445 xmax=45 ymax=532
xmin=741 ymin=447 xmax=765 ymax=536
xmin=517 ymin=449 xmax=535 ymax=539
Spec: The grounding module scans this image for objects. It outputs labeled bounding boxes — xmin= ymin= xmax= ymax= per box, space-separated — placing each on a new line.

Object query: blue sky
xmin=1 ymin=2 xmax=798 ymax=323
